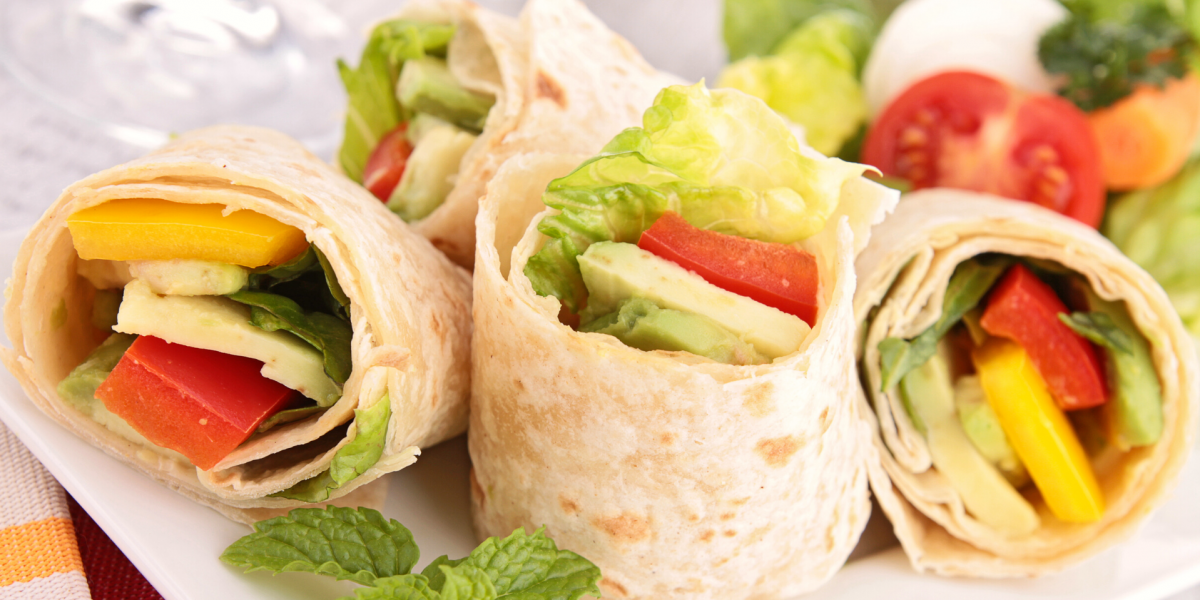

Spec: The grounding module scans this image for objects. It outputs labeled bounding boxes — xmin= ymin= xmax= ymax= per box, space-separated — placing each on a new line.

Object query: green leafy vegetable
xmin=57 ymin=333 xmax=137 ymax=407
xmin=1039 ymin=2 xmax=1196 ymax=111
xmin=272 ymin=395 xmax=391 ymax=502
xmin=718 ymin=9 xmax=873 ymax=154
xmin=723 ymin=0 xmax=876 ymax=61
xmin=524 ymin=82 xmax=869 ymax=313
xmin=226 ymin=290 xmax=353 ymax=390
xmin=315 ymin=246 xmax=352 ymax=318
xmin=1103 ymin=160 xmax=1200 ymax=336
xmin=337 ymin=20 xmax=457 ymax=182
xmin=249 ymin=246 xmax=320 ymax=288
xmin=219 ymin=506 xmax=420 ymax=587
xmin=223 ymin=508 xmax=602 ymax=600
xmin=878 ymin=256 xmax=1013 ymax=390
xmin=1059 ymin=311 xmax=1135 ymax=354
xmin=256 ymin=405 xmax=324 ymax=434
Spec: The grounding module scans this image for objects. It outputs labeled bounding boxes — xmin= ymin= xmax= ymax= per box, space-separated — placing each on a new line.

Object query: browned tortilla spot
xmin=559 ymin=495 xmax=579 ymax=516
xmin=536 ymin=70 xmax=566 ymax=107
xmin=720 ymin=512 xmax=736 ymax=521
xmin=743 ymin=380 xmax=776 ymax=417
xmin=723 ymin=530 xmax=737 ymax=537
xmin=599 ymin=578 xmax=629 ymax=597
xmin=755 ymin=435 xmax=801 ymax=468
xmin=658 ymin=432 xmax=676 ymax=446
xmin=593 ymin=513 xmax=651 ymax=544
xmin=698 ymin=529 xmax=715 ymax=542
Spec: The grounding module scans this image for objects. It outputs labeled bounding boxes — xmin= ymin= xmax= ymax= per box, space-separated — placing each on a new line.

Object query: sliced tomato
xmin=862 ymin=71 xmax=1105 ymax=228
xmin=637 ymin=212 xmax=820 ymax=325
xmin=362 ymin=123 xmax=413 ymax=202
xmin=95 ymin=336 xmax=297 ymax=470
xmin=979 ymin=264 xmax=1107 ymax=411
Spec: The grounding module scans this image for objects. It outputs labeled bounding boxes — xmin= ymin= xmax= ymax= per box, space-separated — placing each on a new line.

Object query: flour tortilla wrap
xmin=342 ymin=0 xmax=679 ymax=268
xmin=2 ymin=126 xmax=472 ymax=524
xmin=854 ymin=189 xmax=1199 ymax=576
xmin=468 ymin=146 xmax=897 ymax=598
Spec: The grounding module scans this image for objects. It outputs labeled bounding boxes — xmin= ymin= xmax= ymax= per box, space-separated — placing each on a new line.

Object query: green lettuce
xmin=337 ymin=20 xmax=456 ymax=182
xmin=723 ymin=0 xmax=876 ymax=61
xmin=271 ymin=395 xmax=391 ymax=502
xmin=718 ymin=9 xmax=873 ymax=154
xmin=524 ymin=82 xmax=869 ymax=313
xmin=226 ymin=290 xmax=353 ymax=392
xmin=1103 ymin=160 xmax=1200 ymax=336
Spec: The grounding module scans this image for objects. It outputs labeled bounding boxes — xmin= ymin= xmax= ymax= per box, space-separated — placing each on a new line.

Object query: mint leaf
xmin=1059 ymin=311 xmax=1135 ymax=354
xmin=346 ymin=575 xmax=439 ymax=600
xmin=220 ymin=507 xmax=419 ymax=586
xmin=878 ymin=256 xmax=1012 ymax=390
xmin=421 ymin=556 xmax=467 ymax=591
xmin=463 ymin=528 xmax=601 ymax=600
xmin=271 ymin=395 xmax=392 ymax=502
xmin=439 ymin=565 xmax=496 ymax=600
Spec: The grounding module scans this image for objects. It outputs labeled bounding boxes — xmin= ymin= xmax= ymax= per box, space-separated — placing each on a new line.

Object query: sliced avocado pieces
xmin=388 ymin=120 xmax=477 ymax=222
xmin=581 ymin=298 xmax=769 ymax=365
xmin=1071 ymin=280 xmax=1164 ymax=449
xmin=898 ymin=341 xmax=1040 ymax=536
xmin=128 ymin=259 xmax=249 ymax=296
xmin=57 ymin=333 xmax=137 ymax=407
xmin=396 ymin=57 xmax=494 ymax=132
xmin=578 ymin=242 xmax=810 ymax=359
xmin=954 ymin=375 xmax=1030 ymax=488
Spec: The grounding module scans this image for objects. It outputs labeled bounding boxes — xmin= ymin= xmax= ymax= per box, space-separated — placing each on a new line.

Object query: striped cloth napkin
xmin=0 ymin=422 xmax=90 ymax=599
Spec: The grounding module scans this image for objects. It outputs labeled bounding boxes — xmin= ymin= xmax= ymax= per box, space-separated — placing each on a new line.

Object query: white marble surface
xmin=0 ymin=1 xmax=1195 ymax=598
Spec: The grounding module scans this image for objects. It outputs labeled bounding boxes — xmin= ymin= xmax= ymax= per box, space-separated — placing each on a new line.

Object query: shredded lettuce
xmin=718 ymin=9 xmax=873 ymax=154
xmin=337 ymin=20 xmax=456 ymax=183
xmin=723 ymin=0 xmax=877 ymax=61
xmin=270 ymin=395 xmax=391 ymax=502
xmin=1104 ymin=160 xmax=1200 ymax=336
xmin=524 ymin=82 xmax=869 ymax=313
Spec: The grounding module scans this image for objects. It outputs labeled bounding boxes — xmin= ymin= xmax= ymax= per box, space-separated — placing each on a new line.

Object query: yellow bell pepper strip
xmin=973 ymin=337 xmax=1105 ymax=523
xmin=67 ymin=199 xmax=308 ymax=268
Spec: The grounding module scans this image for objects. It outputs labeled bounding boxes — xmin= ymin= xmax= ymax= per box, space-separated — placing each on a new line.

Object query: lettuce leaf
xmin=219 ymin=506 xmax=419 ymax=587
xmin=525 ymin=83 xmax=869 ymax=313
xmin=226 ymin=290 xmax=353 ymax=391
xmin=723 ymin=0 xmax=876 ymax=61
xmin=718 ymin=9 xmax=873 ymax=154
xmin=337 ymin=20 xmax=456 ymax=183
xmin=1103 ymin=160 xmax=1200 ymax=336
xmin=270 ymin=395 xmax=391 ymax=502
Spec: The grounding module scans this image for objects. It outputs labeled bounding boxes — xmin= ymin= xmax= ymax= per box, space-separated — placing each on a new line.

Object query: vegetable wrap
xmin=468 ymin=83 xmax=899 ymax=597
xmin=855 ymin=189 xmax=1198 ymax=576
xmin=2 ymin=126 xmax=472 ymax=524
xmin=336 ymin=0 xmax=678 ymax=268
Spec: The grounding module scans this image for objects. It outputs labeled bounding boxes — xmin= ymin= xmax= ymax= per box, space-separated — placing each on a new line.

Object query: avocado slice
xmin=128 ymin=259 xmax=249 ymax=296
xmin=578 ymin=242 xmax=810 ymax=360
xmin=58 ymin=333 xmax=137 ymax=408
xmin=115 ymin=280 xmax=341 ymax=406
xmin=396 ymin=57 xmax=494 ymax=132
xmin=388 ymin=120 xmax=477 ymax=222
xmin=898 ymin=342 xmax=1040 ymax=536
xmin=1070 ymin=280 xmax=1164 ymax=449
xmin=581 ymin=298 xmax=769 ymax=365
xmin=954 ymin=375 xmax=1030 ymax=488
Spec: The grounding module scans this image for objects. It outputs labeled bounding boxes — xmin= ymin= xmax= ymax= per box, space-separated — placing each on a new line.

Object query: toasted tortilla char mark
xmin=559 ymin=494 xmax=579 ymax=516
xmin=657 ymin=431 xmax=676 ymax=445
xmin=599 ymin=577 xmax=629 ymax=598
xmin=698 ymin=529 xmax=715 ymax=542
xmin=535 ymin=70 xmax=566 ymax=108
xmin=755 ymin=435 xmax=801 ymax=467
xmin=743 ymin=380 xmax=776 ymax=417
xmin=592 ymin=512 xmax=651 ymax=544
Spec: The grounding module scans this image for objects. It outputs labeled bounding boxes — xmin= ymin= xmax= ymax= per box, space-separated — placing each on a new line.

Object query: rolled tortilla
xmin=343 ymin=0 xmax=679 ymax=268
xmin=468 ymin=149 xmax=898 ymax=598
xmin=854 ymin=189 xmax=1199 ymax=576
xmin=2 ymin=126 xmax=472 ymax=524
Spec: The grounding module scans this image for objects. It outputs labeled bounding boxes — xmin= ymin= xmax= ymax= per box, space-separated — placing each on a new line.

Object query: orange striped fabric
xmin=0 ymin=516 xmax=84 ymax=586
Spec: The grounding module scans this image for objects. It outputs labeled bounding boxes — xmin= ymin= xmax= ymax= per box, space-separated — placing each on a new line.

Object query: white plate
xmin=3 ymin=229 xmax=1200 ymax=600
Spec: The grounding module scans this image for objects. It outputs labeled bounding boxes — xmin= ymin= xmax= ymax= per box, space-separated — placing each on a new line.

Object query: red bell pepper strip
xmin=362 ymin=123 xmax=413 ymax=202
xmin=96 ymin=336 xmax=298 ymax=470
xmin=979 ymin=264 xmax=1108 ymax=411
xmin=637 ymin=212 xmax=821 ymax=326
